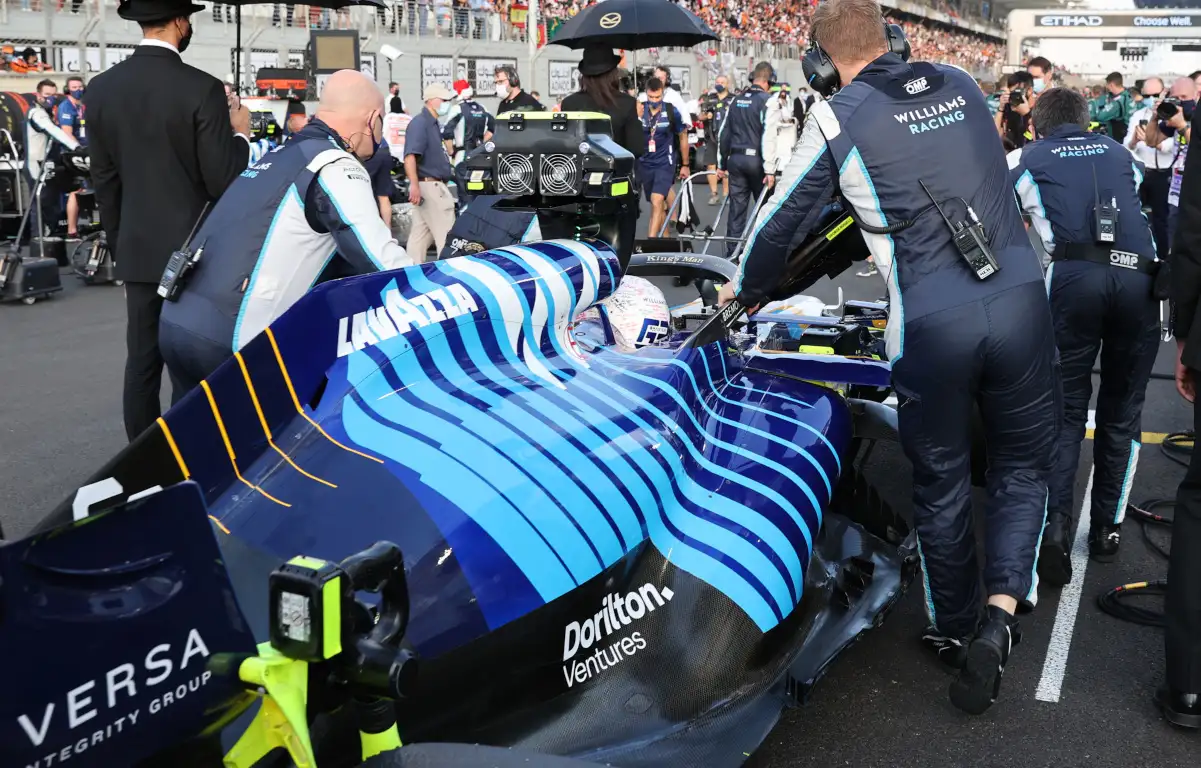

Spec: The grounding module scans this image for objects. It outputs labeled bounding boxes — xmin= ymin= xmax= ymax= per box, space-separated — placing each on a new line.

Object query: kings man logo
xmin=336 ymin=283 xmax=480 ymax=358
xmin=903 ymin=77 xmax=929 ymax=95
xmin=599 ymin=12 xmax=621 ymax=28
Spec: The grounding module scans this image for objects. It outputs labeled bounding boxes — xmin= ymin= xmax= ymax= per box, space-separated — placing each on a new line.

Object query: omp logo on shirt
xmin=336 ymin=283 xmax=479 ymax=358
xmin=903 ymin=77 xmax=930 ymax=95
xmin=892 ymin=95 xmax=967 ymax=135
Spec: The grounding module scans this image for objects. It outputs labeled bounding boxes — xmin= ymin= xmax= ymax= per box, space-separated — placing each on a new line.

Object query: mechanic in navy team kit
xmin=56 ymin=75 xmax=90 ymax=239
xmin=158 ymin=70 xmax=410 ymax=398
xmin=1008 ymin=88 xmax=1161 ymax=586
xmin=442 ymin=79 xmax=495 ymax=166
xmin=717 ymin=61 xmax=778 ymax=257
xmin=719 ymin=0 xmax=1058 ymax=715
xmin=637 ymin=77 xmax=689 ymax=238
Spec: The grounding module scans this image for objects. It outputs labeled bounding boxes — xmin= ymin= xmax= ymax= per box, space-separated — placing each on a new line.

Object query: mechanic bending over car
xmin=1008 ymin=88 xmax=1161 ymax=587
xmin=158 ymin=69 xmax=411 ymax=399
xmin=719 ymin=0 xmax=1058 ymax=715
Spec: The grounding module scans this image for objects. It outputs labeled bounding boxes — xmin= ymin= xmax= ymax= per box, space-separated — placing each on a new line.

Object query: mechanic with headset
xmin=158 ymin=70 xmax=410 ymax=399
xmin=1009 ymin=88 xmax=1160 ymax=587
xmin=717 ymin=61 xmax=783 ymax=257
xmin=718 ymin=0 xmax=1057 ymax=716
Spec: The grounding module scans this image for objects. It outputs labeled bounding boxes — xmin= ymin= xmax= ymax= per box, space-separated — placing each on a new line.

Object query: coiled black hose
xmin=1096 ymin=495 xmax=1182 ymax=627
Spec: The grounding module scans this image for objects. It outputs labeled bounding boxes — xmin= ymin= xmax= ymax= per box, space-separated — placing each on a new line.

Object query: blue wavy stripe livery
xmin=337 ymin=239 xmax=842 ymax=632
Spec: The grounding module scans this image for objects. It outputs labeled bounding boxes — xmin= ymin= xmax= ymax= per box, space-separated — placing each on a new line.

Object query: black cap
xmin=117 ymin=0 xmax=205 ymax=23
xmin=285 ymin=100 xmax=307 ymax=117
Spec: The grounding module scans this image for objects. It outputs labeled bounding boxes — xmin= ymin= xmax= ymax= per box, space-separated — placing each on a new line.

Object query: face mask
xmin=1183 ymin=99 xmax=1197 ymax=121
xmin=1143 ymin=95 xmax=1158 ymax=107
xmin=715 ymin=84 xmax=726 ymax=93
xmin=1032 ymin=78 xmax=1044 ymax=93
xmin=648 ymin=99 xmax=662 ymax=109
xmin=69 ymin=88 xmax=84 ymax=100
xmin=437 ymin=101 xmax=452 ymax=117
xmin=496 ymin=82 xmax=508 ymax=98
xmin=177 ymin=19 xmax=193 ymax=53
xmin=40 ymin=95 xmax=55 ymax=108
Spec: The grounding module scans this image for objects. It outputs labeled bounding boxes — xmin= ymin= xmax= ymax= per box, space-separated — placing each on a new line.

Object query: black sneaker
xmin=1038 ymin=513 xmax=1073 ymax=588
xmin=949 ymin=606 xmax=1021 ymax=715
xmin=921 ymin=627 xmax=969 ymax=671
xmin=1088 ymin=524 xmax=1121 ymax=563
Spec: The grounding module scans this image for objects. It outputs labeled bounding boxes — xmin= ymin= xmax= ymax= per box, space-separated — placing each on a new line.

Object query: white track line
xmin=1034 ymin=466 xmax=1095 ymax=703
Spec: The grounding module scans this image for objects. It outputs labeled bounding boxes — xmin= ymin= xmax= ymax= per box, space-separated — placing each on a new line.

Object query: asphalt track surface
xmin=1 ymin=196 xmax=1197 ymax=767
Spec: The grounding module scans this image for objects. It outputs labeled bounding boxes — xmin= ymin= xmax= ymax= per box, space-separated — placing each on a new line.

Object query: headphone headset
xmin=497 ymin=65 xmax=521 ymax=89
xmin=749 ymin=62 xmax=778 ymax=86
xmin=802 ymin=21 xmax=910 ymax=98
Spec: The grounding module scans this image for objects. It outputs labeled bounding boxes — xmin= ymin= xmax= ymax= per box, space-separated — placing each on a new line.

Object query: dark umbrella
xmin=548 ymin=0 xmax=717 ymax=50
xmin=220 ymin=0 xmax=385 ymax=91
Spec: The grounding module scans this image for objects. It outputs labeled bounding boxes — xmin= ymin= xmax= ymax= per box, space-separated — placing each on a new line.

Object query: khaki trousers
xmin=407 ymin=180 xmax=455 ymax=262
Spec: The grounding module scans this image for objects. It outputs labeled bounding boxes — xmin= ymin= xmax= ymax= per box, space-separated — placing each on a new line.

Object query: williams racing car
xmin=2 ymin=112 xmax=917 ymax=768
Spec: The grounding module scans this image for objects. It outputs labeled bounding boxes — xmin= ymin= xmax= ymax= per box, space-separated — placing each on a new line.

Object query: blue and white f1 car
xmin=2 ymin=160 xmax=917 ymax=768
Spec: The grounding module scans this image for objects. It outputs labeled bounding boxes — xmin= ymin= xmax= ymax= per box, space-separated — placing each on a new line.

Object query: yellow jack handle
xmin=223 ymin=643 xmax=318 ymax=768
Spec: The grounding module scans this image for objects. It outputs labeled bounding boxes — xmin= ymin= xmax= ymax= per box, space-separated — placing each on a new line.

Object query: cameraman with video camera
xmin=719 ymin=0 xmax=1056 ymax=716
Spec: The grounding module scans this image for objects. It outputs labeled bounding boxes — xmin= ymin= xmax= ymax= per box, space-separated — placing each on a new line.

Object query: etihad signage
xmin=1035 ymin=12 xmax=1199 ymax=28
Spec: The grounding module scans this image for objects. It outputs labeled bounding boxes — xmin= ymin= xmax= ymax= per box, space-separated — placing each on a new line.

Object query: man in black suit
xmin=87 ymin=0 xmax=251 ymax=441
xmin=1165 ymin=110 xmax=1201 ymax=728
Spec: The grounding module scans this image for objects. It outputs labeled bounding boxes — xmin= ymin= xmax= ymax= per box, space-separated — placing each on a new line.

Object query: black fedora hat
xmin=578 ymin=45 xmax=621 ymax=77
xmin=118 ymin=0 xmax=206 ymax=22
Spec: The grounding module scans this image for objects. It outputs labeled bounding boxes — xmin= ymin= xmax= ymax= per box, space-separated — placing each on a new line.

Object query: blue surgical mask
xmin=1032 ymin=78 xmax=1045 ymax=94
xmin=715 ymin=84 xmax=726 ymax=93
xmin=437 ymin=101 xmax=452 ymax=117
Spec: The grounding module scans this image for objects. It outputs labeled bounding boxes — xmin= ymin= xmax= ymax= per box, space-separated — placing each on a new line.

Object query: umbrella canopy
xmin=548 ymin=0 xmax=717 ymax=50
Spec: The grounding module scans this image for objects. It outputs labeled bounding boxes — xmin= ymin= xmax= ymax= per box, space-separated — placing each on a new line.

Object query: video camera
xmin=249 ymin=110 xmax=282 ymax=143
xmin=1157 ymin=96 xmax=1194 ymax=123
xmin=455 ymin=110 xmax=637 ymax=264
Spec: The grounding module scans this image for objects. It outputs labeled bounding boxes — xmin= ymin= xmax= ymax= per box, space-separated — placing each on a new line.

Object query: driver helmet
xmin=576 ymin=276 xmax=672 ymax=352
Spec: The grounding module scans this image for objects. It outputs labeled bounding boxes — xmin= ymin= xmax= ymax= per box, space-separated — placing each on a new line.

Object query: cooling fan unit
xmin=457 ymin=111 xmax=636 ymax=202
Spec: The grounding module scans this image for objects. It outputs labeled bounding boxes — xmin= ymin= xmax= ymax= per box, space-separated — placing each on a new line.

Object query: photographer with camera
xmin=994 ymin=70 xmax=1035 ymax=149
xmin=698 ymin=75 xmax=733 ymax=205
xmin=1126 ymin=77 xmax=1192 ymax=260
xmin=1008 ymin=88 xmax=1159 ymax=582
xmin=719 ymin=0 xmax=1056 ymax=715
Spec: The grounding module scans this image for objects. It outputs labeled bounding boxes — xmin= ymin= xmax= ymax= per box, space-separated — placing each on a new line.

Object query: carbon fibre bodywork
xmin=6 ymin=239 xmax=913 ymax=768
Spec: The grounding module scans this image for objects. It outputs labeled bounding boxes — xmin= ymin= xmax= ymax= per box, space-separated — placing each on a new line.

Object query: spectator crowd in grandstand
xmin=538 ymin=0 xmax=1004 ymax=72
